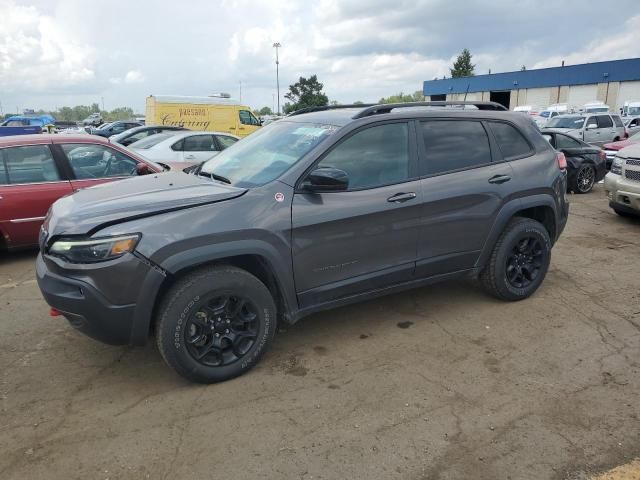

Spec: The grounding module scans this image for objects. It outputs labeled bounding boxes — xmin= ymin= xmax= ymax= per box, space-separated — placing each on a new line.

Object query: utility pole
xmin=273 ymin=42 xmax=281 ymax=115
xmin=272 ymin=93 xmax=275 ymax=113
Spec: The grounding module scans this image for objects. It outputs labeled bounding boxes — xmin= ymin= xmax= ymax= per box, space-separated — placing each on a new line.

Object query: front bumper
xmin=36 ymin=252 xmax=162 ymax=345
xmin=604 ymin=172 xmax=640 ymax=214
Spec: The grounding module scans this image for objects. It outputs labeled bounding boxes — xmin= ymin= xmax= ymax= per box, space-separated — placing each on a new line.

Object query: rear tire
xmin=480 ymin=217 xmax=551 ymax=301
xmin=570 ymin=164 xmax=595 ymax=194
xmin=156 ymin=265 xmax=277 ymax=383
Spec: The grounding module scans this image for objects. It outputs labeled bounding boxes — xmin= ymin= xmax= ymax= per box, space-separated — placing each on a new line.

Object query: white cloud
xmin=533 ymin=15 xmax=640 ymax=68
xmin=124 ymin=70 xmax=144 ymax=83
xmin=0 ymin=0 xmax=95 ymax=92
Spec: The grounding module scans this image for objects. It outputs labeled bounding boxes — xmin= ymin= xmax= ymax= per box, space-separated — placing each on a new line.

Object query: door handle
xmin=387 ymin=192 xmax=417 ymax=203
xmin=185 ymin=155 xmax=196 ymax=159
xmin=488 ymin=174 xmax=511 ymax=184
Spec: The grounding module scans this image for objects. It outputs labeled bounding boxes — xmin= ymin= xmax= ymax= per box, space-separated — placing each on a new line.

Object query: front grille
xmin=626 ymin=158 xmax=640 ymax=166
xmin=625 ymin=169 xmax=640 ymax=182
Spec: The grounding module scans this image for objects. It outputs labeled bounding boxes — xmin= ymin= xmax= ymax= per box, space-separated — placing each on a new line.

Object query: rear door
xmin=415 ymin=119 xmax=520 ymax=277
xmin=291 ymin=121 xmax=422 ymax=307
xmin=0 ymin=144 xmax=72 ymax=248
xmin=179 ymin=134 xmax=220 ymax=163
xmin=56 ymin=143 xmax=143 ymax=191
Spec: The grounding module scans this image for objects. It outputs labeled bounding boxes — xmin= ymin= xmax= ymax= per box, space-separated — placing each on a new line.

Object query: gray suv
xmin=37 ymin=102 xmax=569 ymax=383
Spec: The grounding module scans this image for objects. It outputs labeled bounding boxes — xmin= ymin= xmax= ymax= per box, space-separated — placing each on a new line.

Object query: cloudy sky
xmin=1 ymin=0 xmax=639 ymax=114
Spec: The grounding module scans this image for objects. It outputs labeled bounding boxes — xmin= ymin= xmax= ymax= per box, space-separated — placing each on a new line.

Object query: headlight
xmin=611 ymin=157 xmax=624 ymax=175
xmin=49 ymin=234 xmax=140 ymax=263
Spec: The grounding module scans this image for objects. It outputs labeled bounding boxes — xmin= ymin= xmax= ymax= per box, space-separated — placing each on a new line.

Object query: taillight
xmin=556 ymin=152 xmax=567 ymax=169
xmin=624 ymin=128 xmax=629 ymax=139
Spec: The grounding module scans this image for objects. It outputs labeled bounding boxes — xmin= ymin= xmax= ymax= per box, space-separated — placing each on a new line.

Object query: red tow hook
xmin=49 ymin=307 xmax=62 ymax=317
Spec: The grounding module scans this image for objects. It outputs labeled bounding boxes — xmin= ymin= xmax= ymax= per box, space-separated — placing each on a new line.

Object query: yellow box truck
xmin=145 ymin=95 xmax=261 ymax=137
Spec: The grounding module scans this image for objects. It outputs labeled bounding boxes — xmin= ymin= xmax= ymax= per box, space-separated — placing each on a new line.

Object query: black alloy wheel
xmin=185 ymin=295 xmax=259 ymax=367
xmin=505 ymin=237 xmax=544 ymax=289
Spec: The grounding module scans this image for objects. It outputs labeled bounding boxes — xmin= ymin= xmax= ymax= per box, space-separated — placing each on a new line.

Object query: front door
xmin=0 ymin=144 xmax=72 ymax=247
xmin=415 ymin=119 xmax=520 ymax=277
xmin=57 ymin=143 xmax=142 ymax=191
xmin=291 ymin=122 xmax=421 ymax=307
xmin=583 ymin=116 xmax=600 ymax=144
xmin=237 ymin=110 xmax=261 ymax=137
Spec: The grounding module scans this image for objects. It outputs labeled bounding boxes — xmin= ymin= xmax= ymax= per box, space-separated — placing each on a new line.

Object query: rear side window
xmin=3 ymin=145 xmax=61 ymax=184
xmin=555 ymin=134 xmax=582 ymax=149
xmin=421 ymin=120 xmax=491 ymax=175
xmin=596 ymin=115 xmax=613 ymax=128
xmin=612 ymin=115 xmax=623 ymax=128
xmin=183 ymin=135 xmax=216 ymax=152
xmin=487 ymin=122 xmax=532 ymax=159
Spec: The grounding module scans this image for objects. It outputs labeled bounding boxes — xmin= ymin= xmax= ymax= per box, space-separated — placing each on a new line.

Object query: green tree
xmin=283 ymin=75 xmax=329 ymax=114
xmin=258 ymin=106 xmax=273 ymax=116
xmin=521 ymin=65 xmax=527 ymax=71
xmin=378 ymin=90 xmax=424 ymax=104
xmin=353 ymin=100 xmax=364 ymax=105
xmin=450 ymin=48 xmax=475 ymax=78
xmin=107 ymin=107 xmax=135 ymax=121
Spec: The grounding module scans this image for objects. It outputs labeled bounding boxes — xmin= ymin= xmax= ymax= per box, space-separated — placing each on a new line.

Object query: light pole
xmin=272 ymin=42 xmax=281 ymax=115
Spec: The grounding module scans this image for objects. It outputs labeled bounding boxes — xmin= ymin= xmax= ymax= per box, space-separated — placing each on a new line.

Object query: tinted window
xmin=183 ymin=135 xmax=216 ymax=152
xmin=134 ymin=133 xmax=173 ymax=149
xmin=488 ymin=122 xmax=531 ymax=159
xmin=585 ymin=116 xmax=598 ymax=128
xmin=125 ymin=130 xmax=153 ymax=144
xmin=555 ymin=134 xmax=582 ymax=149
xmin=421 ymin=120 xmax=491 ymax=174
xmin=612 ymin=115 xmax=623 ymax=128
xmin=239 ymin=110 xmax=260 ymax=126
xmin=596 ymin=115 xmax=613 ymax=128
xmin=216 ymin=135 xmax=238 ymax=149
xmin=62 ymin=144 xmax=138 ymax=179
xmin=0 ymin=156 xmax=7 ymax=184
xmin=4 ymin=145 xmax=61 ymax=184
xmin=317 ymin=123 xmax=409 ymax=189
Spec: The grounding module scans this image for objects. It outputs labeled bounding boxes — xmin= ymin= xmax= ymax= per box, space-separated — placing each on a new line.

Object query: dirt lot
xmin=0 ymin=185 xmax=639 ymax=480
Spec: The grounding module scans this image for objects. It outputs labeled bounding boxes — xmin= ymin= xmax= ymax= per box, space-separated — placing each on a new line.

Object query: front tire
xmin=156 ymin=265 xmax=277 ymax=383
xmin=480 ymin=218 xmax=551 ymax=301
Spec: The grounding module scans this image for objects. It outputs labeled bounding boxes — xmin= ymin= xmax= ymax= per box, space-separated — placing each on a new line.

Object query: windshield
xmin=547 ymin=116 xmax=585 ymax=129
xmin=630 ymin=131 xmax=640 ymax=142
xmin=539 ymin=111 xmax=551 ymax=118
xmin=628 ymin=107 xmax=640 ymax=116
xmin=130 ymin=133 xmax=173 ymax=149
xmin=200 ymin=121 xmax=338 ymax=187
xmin=586 ymin=107 xmax=608 ymax=113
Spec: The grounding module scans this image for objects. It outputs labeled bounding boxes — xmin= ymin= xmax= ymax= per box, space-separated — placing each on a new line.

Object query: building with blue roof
xmin=422 ymin=58 xmax=640 ymax=112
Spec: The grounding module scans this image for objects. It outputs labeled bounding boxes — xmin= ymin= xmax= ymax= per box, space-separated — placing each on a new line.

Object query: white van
xmin=583 ymin=101 xmax=610 ymax=113
xmin=621 ymin=101 xmax=640 ymax=118
xmin=534 ymin=103 xmax=569 ymax=127
xmin=514 ymin=105 xmax=542 ymax=115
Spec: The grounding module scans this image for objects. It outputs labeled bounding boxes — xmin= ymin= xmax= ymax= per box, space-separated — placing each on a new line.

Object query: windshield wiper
xmin=198 ymin=170 xmax=231 ymax=184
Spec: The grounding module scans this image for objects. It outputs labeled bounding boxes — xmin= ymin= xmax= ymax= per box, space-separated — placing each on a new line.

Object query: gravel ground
xmin=0 ymin=185 xmax=638 ymax=480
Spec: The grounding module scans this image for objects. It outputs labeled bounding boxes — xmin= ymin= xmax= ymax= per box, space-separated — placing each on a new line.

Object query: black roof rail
xmin=352 ymin=101 xmax=508 ymax=119
xmin=287 ymin=104 xmax=376 ymax=117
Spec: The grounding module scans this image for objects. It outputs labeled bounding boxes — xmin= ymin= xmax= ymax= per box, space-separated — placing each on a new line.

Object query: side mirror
xmin=586 ymin=124 xmax=597 ymax=130
xmin=302 ymin=167 xmax=349 ymax=192
xmin=136 ymin=163 xmax=152 ymax=175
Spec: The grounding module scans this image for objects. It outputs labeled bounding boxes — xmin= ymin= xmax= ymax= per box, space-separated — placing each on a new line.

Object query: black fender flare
xmin=475 ymin=195 xmax=559 ymax=271
xmin=129 ymin=240 xmax=297 ymax=345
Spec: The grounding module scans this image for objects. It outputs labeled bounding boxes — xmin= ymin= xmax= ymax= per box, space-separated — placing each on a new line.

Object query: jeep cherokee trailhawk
xmin=37 ymin=102 xmax=569 ymax=383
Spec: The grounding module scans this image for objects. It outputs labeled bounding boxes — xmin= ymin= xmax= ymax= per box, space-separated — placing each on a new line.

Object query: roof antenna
xmin=463 ymin=83 xmax=470 ymax=109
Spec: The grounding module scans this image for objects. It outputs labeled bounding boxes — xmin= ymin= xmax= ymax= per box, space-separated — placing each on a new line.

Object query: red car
xmin=0 ymin=134 xmax=163 ymax=250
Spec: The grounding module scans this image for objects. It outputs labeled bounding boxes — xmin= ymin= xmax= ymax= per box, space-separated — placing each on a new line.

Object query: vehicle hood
xmin=543 ymin=127 xmax=580 ymax=135
xmin=46 ymin=172 xmax=247 ymax=237
xmin=616 ymin=143 xmax=640 ymax=159
xmin=603 ymin=139 xmax=634 ymax=151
